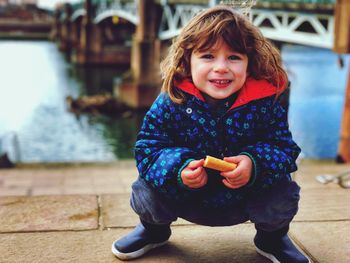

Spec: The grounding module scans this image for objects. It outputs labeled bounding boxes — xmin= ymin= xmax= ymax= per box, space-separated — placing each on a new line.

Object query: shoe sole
xmin=255 ymin=246 xmax=311 ymax=263
xmin=111 ymin=240 xmax=168 ymax=260
xmin=255 ymin=246 xmax=280 ymax=263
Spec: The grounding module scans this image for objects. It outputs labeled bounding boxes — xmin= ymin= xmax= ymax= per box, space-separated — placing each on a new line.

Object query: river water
xmin=0 ymin=40 xmax=143 ymax=163
xmin=0 ymin=40 xmax=349 ymax=163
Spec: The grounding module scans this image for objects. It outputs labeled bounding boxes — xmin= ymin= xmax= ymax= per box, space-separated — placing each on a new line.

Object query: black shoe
xmin=254 ymin=227 xmax=310 ymax=263
xmin=111 ymin=221 xmax=171 ymax=260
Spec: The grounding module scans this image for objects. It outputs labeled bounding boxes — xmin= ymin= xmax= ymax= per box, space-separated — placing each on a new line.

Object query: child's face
xmin=190 ymin=39 xmax=248 ymax=104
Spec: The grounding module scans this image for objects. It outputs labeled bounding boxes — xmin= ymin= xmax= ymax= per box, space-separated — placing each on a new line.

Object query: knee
xmin=246 ymin=180 xmax=301 ymax=224
xmin=130 ymin=178 xmax=178 ymax=224
xmin=130 ymin=178 xmax=158 ymax=213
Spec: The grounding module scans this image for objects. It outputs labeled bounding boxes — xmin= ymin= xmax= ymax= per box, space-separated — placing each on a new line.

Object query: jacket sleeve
xmin=240 ymin=97 xmax=301 ymax=187
xmin=135 ymin=93 xmax=199 ymax=198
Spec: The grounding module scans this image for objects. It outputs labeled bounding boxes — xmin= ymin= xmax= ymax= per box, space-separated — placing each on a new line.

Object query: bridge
xmin=52 ymin=0 xmax=341 ymax=103
xmin=52 ymin=0 xmax=350 ymax=163
xmin=63 ymin=0 xmax=336 ymax=48
xmin=0 ymin=4 xmax=53 ymax=39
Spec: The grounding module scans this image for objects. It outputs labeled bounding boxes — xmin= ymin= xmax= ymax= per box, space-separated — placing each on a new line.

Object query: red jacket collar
xmin=176 ymin=78 xmax=278 ymax=109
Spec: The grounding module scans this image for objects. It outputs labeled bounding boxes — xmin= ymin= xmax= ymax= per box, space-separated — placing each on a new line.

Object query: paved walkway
xmin=0 ymin=160 xmax=349 ymax=263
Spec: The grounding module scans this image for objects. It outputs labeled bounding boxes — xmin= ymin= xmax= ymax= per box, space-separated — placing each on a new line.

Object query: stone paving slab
xmin=0 ymin=195 xmax=98 ymax=233
xmin=0 ymin=163 xmax=138 ymax=196
xmin=0 ymin=225 xmax=273 ymax=263
xmin=290 ymin=221 xmax=350 ymax=263
xmin=100 ymin=194 xmax=139 ymax=228
xmin=294 ymin=186 xmax=350 ymax=221
xmin=100 ymin=194 xmax=191 ymax=228
xmin=295 ymin=161 xmax=350 ymax=189
xmin=292 ymin=162 xmax=350 ymax=222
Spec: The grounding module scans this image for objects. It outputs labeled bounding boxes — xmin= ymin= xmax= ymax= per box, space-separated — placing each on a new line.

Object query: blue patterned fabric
xmin=135 ymin=86 xmax=301 ymax=208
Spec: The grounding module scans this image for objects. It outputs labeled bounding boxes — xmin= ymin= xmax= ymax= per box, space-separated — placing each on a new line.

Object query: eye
xmin=200 ymin=54 xmax=214 ymax=59
xmin=228 ymin=55 xmax=241 ymax=61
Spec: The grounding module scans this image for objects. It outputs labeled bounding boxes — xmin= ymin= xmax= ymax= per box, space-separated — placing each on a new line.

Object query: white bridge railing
xmin=252 ymin=9 xmax=333 ymax=48
xmin=94 ymin=0 xmax=139 ymax=24
xmin=158 ymin=4 xmax=205 ymax=40
xmin=72 ymin=0 xmax=335 ymax=48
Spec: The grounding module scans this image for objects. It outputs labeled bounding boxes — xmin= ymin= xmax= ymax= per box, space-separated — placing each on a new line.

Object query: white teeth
xmin=211 ymin=80 xmax=231 ymax=84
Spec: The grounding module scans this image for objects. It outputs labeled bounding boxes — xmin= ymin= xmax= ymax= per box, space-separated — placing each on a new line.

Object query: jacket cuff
xmin=239 ymin=152 xmax=259 ymax=187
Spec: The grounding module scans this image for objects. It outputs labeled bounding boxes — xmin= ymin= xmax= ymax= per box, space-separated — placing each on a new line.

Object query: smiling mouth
xmin=209 ymin=80 xmax=232 ymax=84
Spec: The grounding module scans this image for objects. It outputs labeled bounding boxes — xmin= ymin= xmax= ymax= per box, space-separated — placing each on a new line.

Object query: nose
xmin=213 ymin=58 xmax=229 ymax=73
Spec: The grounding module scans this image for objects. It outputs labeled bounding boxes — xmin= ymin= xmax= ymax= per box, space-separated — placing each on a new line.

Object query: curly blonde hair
xmin=160 ymin=5 xmax=288 ymax=104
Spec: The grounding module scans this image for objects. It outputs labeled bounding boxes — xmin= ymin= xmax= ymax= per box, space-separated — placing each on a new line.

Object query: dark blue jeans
xmin=130 ymin=177 xmax=300 ymax=232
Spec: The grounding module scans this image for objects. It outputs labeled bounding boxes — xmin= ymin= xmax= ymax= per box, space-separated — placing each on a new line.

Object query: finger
xmin=187 ymin=159 xmax=205 ymax=169
xmin=229 ymin=179 xmax=247 ymax=186
xmin=188 ymin=176 xmax=203 ymax=188
xmin=230 ymin=174 xmax=245 ymax=182
xmin=222 ymin=179 xmax=243 ymax=189
xmin=220 ymin=169 xmax=241 ymax=178
xmin=202 ymin=174 xmax=208 ymax=185
xmin=190 ymin=175 xmax=207 ymax=188
xmin=183 ymin=165 xmax=202 ymax=176
xmin=221 ymin=167 xmax=247 ymax=181
xmin=222 ymin=179 xmax=238 ymax=189
xmin=184 ymin=167 xmax=204 ymax=180
xmin=186 ymin=174 xmax=204 ymax=185
xmin=229 ymin=176 xmax=249 ymax=186
xmin=227 ymin=173 xmax=248 ymax=182
xmin=224 ymin=156 xmax=240 ymax=164
xmin=197 ymin=173 xmax=208 ymax=186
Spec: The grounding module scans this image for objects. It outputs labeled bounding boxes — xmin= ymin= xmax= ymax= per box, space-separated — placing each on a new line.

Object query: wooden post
xmin=333 ymin=0 xmax=350 ymax=53
xmin=337 ymin=68 xmax=350 ymax=163
xmin=334 ymin=0 xmax=350 ymax=162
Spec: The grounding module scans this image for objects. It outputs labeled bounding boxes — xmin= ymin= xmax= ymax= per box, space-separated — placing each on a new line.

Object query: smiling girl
xmin=112 ymin=5 xmax=309 ymax=263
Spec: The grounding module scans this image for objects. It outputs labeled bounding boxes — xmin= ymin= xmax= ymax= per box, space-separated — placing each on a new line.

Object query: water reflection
xmin=0 ymin=40 xmax=143 ymax=163
xmin=72 ymin=65 xmax=124 ymax=96
xmin=283 ymin=45 xmax=350 ymax=159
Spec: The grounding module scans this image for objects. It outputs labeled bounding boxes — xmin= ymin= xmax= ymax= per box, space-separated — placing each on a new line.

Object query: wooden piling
xmin=337 ymin=68 xmax=350 ymax=163
xmin=333 ymin=0 xmax=350 ymax=54
xmin=334 ymin=0 xmax=350 ymax=162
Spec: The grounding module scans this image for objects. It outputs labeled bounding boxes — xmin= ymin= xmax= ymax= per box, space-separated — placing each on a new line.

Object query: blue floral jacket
xmin=135 ymin=78 xmax=301 ymax=208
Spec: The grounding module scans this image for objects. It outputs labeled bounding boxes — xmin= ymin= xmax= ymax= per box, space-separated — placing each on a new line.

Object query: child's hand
xmin=220 ymin=155 xmax=252 ymax=189
xmin=180 ymin=159 xmax=208 ymax=189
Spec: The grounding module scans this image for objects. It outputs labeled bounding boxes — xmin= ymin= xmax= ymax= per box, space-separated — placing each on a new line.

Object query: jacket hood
xmin=176 ymin=78 xmax=278 ymax=110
